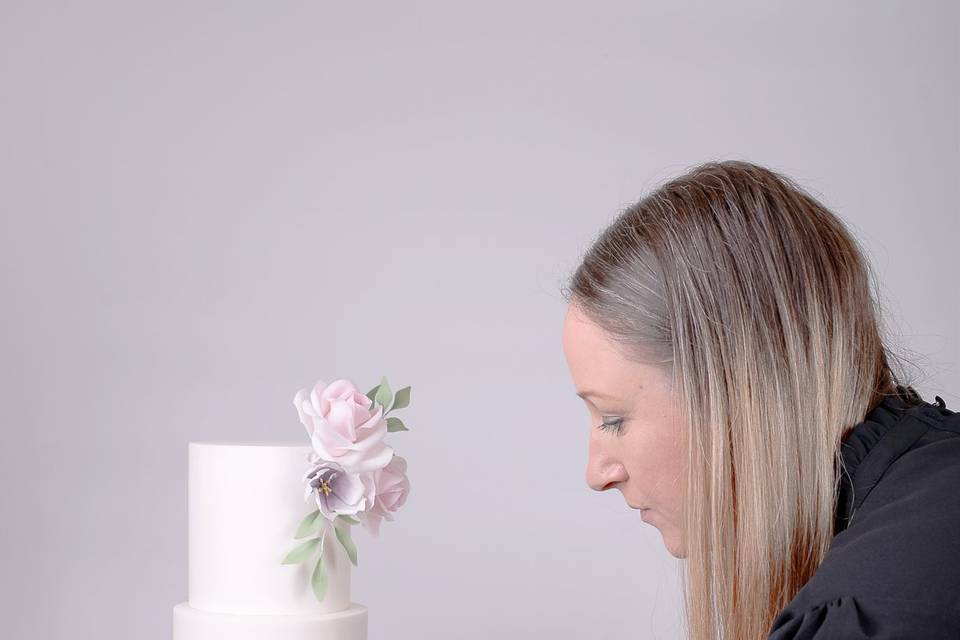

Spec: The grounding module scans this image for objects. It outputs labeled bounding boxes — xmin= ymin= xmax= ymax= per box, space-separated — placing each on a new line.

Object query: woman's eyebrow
xmin=576 ymin=389 xmax=620 ymax=401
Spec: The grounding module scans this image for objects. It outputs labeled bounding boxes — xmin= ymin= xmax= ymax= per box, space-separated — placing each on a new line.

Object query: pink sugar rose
xmin=358 ymin=455 xmax=410 ymax=537
xmin=293 ymin=379 xmax=394 ymax=474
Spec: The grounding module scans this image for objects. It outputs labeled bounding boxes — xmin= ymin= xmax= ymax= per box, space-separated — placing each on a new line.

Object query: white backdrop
xmin=1 ymin=2 xmax=957 ymax=639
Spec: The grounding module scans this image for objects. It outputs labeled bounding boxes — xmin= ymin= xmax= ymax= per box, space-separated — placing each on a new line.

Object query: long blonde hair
xmin=561 ymin=160 xmax=918 ymax=640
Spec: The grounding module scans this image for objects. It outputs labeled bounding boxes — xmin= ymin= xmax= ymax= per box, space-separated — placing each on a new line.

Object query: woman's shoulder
xmin=839 ymin=391 xmax=960 ymax=541
xmin=768 ymin=594 xmax=960 ymax=639
xmin=827 ymin=398 xmax=960 ymax=591
xmin=769 ymin=396 xmax=960 ymax=638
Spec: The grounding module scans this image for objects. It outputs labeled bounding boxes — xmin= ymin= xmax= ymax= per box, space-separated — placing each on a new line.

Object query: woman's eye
xmin=598 ymin=416 xmax=625 ymax=434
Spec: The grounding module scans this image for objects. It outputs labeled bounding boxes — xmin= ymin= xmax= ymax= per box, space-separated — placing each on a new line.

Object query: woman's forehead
xmin=563 ymin=305 xmax=644 ymax=398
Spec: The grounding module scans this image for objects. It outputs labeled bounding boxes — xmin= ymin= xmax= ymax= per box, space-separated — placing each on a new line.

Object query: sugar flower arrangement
xmin=281 ymin=376 xmax=411 ymax=601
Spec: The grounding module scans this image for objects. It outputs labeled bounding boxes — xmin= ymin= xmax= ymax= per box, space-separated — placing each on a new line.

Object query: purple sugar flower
xmin=303 ymin=459 xmax=376 ymax=521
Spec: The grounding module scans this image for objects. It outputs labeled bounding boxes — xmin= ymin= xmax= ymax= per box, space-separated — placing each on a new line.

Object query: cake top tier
xmin=186 ymin=438 xmax=353 ymax=615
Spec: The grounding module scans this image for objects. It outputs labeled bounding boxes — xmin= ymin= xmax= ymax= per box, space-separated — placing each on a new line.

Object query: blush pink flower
xmin=358 ymin=455 xmax=410 ymax=537
xmin=293 ymin=379 xmax=394 ymax=474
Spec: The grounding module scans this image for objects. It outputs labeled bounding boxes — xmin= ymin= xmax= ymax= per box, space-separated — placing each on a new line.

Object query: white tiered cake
xmin=172 ymin=442 xmax=368 ymax=640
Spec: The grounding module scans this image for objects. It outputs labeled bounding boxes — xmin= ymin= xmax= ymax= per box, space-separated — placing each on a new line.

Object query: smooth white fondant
xmin=186 ymin=442 xmax=354 ymax=615
xmin=172 ymin=603 xmax=367 ymax=640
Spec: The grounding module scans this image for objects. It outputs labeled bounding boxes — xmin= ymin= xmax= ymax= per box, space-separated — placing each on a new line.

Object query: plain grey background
xmin=1 ymin=2 xmax=957 ymax=639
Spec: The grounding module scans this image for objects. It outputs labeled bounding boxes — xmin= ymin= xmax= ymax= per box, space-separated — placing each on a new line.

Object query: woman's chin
xmin=666 ymin=542 xmax=687 ymax=559
xmin=651 ymin=522 xmax=686 ymax=558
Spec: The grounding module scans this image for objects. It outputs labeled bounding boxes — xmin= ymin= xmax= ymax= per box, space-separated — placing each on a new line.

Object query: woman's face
xmin=561 ymin=303 xmax=687 ymax=558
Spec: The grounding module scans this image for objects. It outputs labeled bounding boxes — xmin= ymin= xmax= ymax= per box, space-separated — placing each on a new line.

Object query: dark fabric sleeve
xmin=767 ymin=595 xmax=960 ymax=640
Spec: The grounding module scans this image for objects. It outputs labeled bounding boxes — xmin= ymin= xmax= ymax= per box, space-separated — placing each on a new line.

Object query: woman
xmin=560 ymin=160 xmax=959 ymax=640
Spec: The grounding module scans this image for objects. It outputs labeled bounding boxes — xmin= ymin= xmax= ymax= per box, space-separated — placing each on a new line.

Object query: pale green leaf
xmin=311 ymin=555 xmax=328 ymax=601
xmin=386 ymin=417 xmax=408 ymax=432
xmin=365 ymin=384 xmax=380 ymax=403
xmin=337 ymin=515 xmax=360 ymax=525
xmin=374 ymin=376 xmax=393 ymax=414
xmin=390 ymin=385 xmax=411 ymax=411
xmin=281 ymin=537 xmax=320 ymax=565
xmin=294 ymin=509 xmax=322 ymax=539
xmin=334 ymin=521 xmax=359 ymax=566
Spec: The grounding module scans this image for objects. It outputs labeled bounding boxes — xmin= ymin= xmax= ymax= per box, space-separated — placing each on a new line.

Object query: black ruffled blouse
xmin=767 ymin=385 xmax=960 ymax=639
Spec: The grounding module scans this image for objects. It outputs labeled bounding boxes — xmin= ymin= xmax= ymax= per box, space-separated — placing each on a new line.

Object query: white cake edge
xmin=173 ymin=602 xmax=368 ymax=640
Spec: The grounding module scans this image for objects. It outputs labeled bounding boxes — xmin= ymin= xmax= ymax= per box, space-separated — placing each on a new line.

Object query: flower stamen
xmin=319 ymin=478 xmax=333 ymax=497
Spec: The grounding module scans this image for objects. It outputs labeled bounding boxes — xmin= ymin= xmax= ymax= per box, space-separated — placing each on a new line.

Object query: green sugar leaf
xmin=294 ymin=509 xmax=323 ymax=539
xmin=365 ymin=384 xmax=380 ymax=403
xmin=281 ymin=537 xmax=320 ymax=565
xmin=334 ymin=521 xmax=359 ymax=566
xmin=337 ymin=515 xmax=360 ymax=525
xmin=386 ymin=417 xmax=408 ymax=432
xmin=390 ymin=386 xmax=411 ymax=411
xmin=374 ymin=376 xmax=393 ymax=414
xmin=311 ymin=555 xmax=328 ymax=601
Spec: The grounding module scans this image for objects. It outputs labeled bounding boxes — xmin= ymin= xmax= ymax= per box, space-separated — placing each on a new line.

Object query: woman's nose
xmin=586 ymin=457 xmax=628 ymax=492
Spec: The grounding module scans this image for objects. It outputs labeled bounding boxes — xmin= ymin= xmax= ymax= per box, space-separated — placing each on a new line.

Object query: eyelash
xmin=597 ymin=416 xmax=625 ymax=434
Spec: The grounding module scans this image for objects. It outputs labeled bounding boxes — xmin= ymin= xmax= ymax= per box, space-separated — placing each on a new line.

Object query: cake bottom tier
xmin=173 ymin=602 xmax=368 ymax=640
